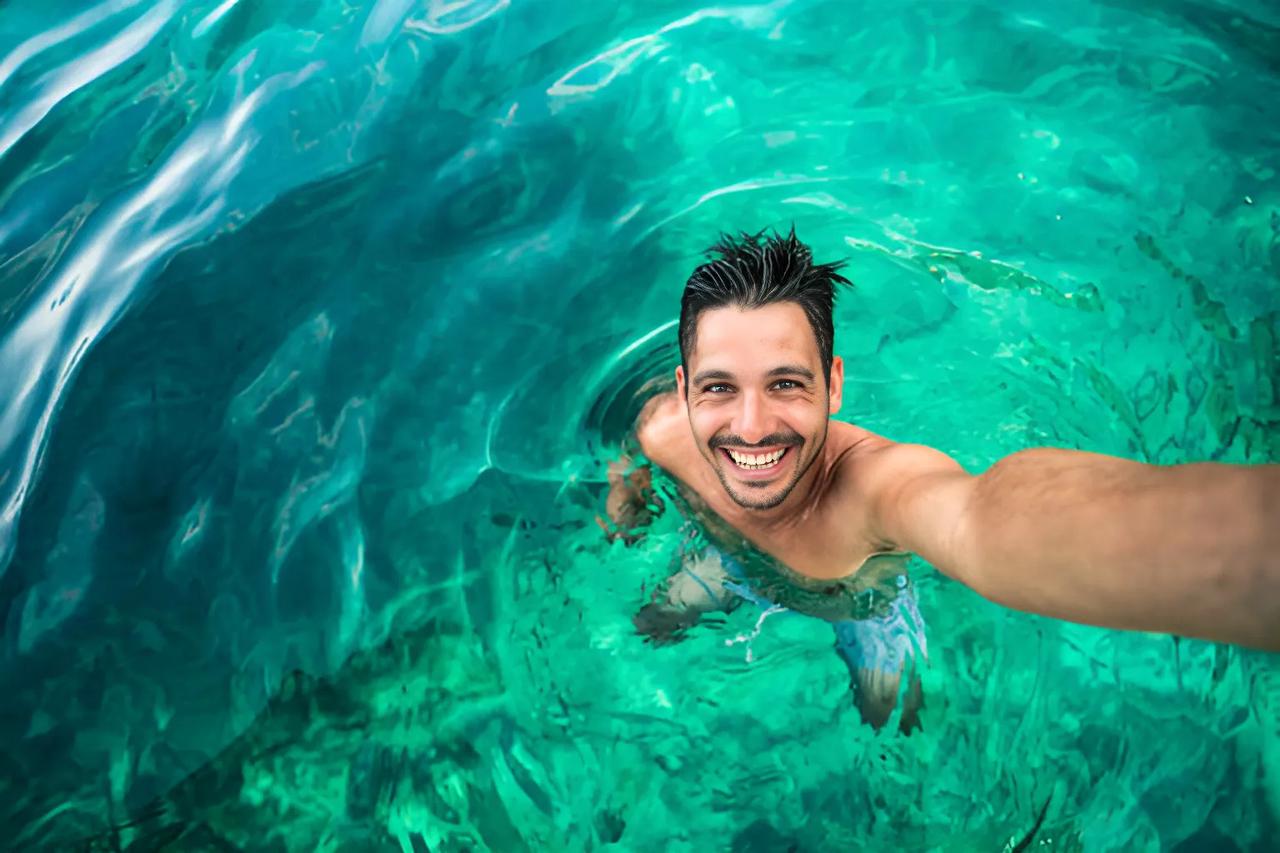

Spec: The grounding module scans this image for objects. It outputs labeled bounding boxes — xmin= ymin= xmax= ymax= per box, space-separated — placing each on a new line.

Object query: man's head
xmin=674 ymin=228 xmax=851 ymax=511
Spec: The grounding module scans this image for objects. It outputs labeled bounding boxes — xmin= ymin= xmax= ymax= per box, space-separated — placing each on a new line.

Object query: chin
xmin=727 ymin=485 xmax=791 ymax=511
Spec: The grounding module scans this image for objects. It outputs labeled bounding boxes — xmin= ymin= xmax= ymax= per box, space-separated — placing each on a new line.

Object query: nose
xmin=734 ymin=390 xmax=773 ymax=444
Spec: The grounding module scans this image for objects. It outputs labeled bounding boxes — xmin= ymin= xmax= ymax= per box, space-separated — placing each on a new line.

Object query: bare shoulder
xmin=829 ymin=422 xmax=965 ymax=506
xmin=635 ymin=392 xmax=692 ymax=471
xmin=840 ymin=433 xmax=968 ymax=496
xmin=829 ymin=421 xmax=895 ymax=458
xmin=833 ymin=428 xmax=974 ymax=555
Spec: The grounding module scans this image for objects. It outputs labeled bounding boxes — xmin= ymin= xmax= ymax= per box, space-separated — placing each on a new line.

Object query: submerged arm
xmin=596 ymin=392 xmax=678 ymax=544
xmin=867 ymin=445 xmax=1280 ymax=651
xmin=633 ymin=550 xmax=740 ymax=644
xmin=596 ymin=456 xmax=662 ymax=544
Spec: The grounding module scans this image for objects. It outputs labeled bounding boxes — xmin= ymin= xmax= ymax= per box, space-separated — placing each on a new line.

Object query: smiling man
xmin=603 ymin=228 xmax=1280 ymax=730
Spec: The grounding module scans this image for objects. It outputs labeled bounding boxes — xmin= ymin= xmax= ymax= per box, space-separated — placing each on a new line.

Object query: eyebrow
xmin=770 ymin=365 xmax=816 ymax=381
xmin=691 ymin=365 xmax=816 ymax=386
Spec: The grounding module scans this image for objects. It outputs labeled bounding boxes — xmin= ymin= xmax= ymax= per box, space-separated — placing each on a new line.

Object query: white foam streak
xmin=548 ymin=1 xmax=789 ymax=97
xmin=191 ymin=0 xmax=242 ymax=39
xmin=0 ymin=1 xmax=177 ymax=159
xmin=0 ymin=0 xmax=145 ymax=89
xmin=360 ymin=0 xmax=418 ymax=46
xmin=0 ymin=61 xmax=319 ymax=573
xmin=548 ymin=35 xmax=662 ymax=97
xmin=406 ymin=0 xmax=510 ymax=36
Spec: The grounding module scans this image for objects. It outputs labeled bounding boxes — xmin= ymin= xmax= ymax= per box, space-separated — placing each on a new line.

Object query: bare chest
xmin=641 ymin=405 xmax=899 ymax=580
xmin=671 ymin=475 xmax=888 ymax=582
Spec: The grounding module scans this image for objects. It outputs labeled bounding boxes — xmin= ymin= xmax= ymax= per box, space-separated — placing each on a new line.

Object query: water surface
xmin=1 ymin=0 xmax=1278 ymax=848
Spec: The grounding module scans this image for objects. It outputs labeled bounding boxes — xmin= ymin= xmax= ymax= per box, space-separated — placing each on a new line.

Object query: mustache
xmin=710 ymin=432 xmax=802 ymax=450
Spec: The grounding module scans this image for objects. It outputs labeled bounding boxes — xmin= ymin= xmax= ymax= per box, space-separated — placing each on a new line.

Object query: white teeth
xmin=726 ymin=448 xmax=785 ymax=469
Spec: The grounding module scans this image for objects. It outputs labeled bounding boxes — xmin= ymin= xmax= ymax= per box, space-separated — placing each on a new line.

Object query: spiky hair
xmin=678 ymin=227 xmax=851 ymax=382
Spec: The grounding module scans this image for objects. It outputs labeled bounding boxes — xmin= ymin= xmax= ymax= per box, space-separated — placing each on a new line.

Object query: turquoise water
xmin=1 ymin=0 xmax=1279 ymax=848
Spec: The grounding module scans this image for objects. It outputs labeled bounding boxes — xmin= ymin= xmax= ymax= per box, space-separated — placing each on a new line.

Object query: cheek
xmin=795 ymin=414 xmax=829 ymax=445
xmin=689 ymin=412 xmax=718 ymax=439
xmin=690 ymin=409 xmax=732 ymax=446
xmin=783 ymin=401 xmax=824 ymax=428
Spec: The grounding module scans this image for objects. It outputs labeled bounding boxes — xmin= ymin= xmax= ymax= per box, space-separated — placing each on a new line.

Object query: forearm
xmin=634 ymin=552 xmax=737 ymax=643
xmin=954 ymin=448 xmax=1280 ymax=650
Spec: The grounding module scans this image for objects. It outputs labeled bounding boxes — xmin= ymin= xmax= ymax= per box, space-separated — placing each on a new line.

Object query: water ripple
xmin=0 ymin=1 xmax=1276 ymax=847
xmin=0 ymin=1 xmax=177 ymax=159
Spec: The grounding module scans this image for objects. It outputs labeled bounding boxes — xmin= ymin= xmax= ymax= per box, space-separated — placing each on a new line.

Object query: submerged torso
xmin=637 ymin=393 xmax=913 ymax=621
xmin=666 ymin=481 xmax=911 ymax=621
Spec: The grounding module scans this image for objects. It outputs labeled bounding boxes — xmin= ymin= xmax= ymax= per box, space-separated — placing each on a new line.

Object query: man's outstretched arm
xmin=864 ymin=445 xmax=1280 ymax=651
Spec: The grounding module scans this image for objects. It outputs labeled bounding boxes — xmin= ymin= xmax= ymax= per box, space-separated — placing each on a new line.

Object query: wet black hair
xmin=678 ymin=227 xmax=851 ymax=385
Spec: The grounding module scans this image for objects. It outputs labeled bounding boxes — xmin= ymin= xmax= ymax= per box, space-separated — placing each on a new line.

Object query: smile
xmin=721 ymin=446 xmax=789 ymax=471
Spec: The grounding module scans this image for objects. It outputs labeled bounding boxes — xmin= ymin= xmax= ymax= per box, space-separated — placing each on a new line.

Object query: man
xmin=601 ymin=228 xmax=1280 ymax=730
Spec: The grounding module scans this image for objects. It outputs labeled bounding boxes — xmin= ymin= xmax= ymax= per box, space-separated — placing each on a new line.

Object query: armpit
xmin=855 ymin=550 xmax=912 ymax=584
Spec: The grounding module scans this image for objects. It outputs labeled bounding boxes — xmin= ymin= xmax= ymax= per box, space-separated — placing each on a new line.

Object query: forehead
xmin=689 ymin=303 xmax=820 ymax=370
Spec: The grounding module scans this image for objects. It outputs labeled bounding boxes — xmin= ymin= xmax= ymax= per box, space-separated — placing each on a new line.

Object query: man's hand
xmin=632 ymin=550 xmax=738 ymax=644
xmin=632 ymin=602 xmax=700 ymax=645
xmin=596 ymin=457 xmax=664 ymax=545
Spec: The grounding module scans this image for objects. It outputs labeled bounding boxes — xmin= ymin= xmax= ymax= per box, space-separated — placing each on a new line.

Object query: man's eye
xmin=706 ymin=384 xmax=731 ymax=394
xmin=774 ymin=380 xmax=801 ymax=390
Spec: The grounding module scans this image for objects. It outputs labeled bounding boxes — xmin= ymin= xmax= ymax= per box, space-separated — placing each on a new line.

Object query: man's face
xmin=675 ymin=302 xmax=844 ymax=511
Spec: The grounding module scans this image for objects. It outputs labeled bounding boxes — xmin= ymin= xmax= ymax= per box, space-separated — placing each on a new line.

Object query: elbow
xmin=920 ymin=473 xmax=985 ymax=591
xmin=940 ymin=453 xmax=1033 ymax=596
xmin=941 ymin=489 xmax=983 ymax=591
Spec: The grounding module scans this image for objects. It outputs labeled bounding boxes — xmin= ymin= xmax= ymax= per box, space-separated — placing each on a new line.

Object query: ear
xmin=827 ymin=355 xmax=844 ymax=415
xmin=675 ymin=365 xmax=687 ymax=400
